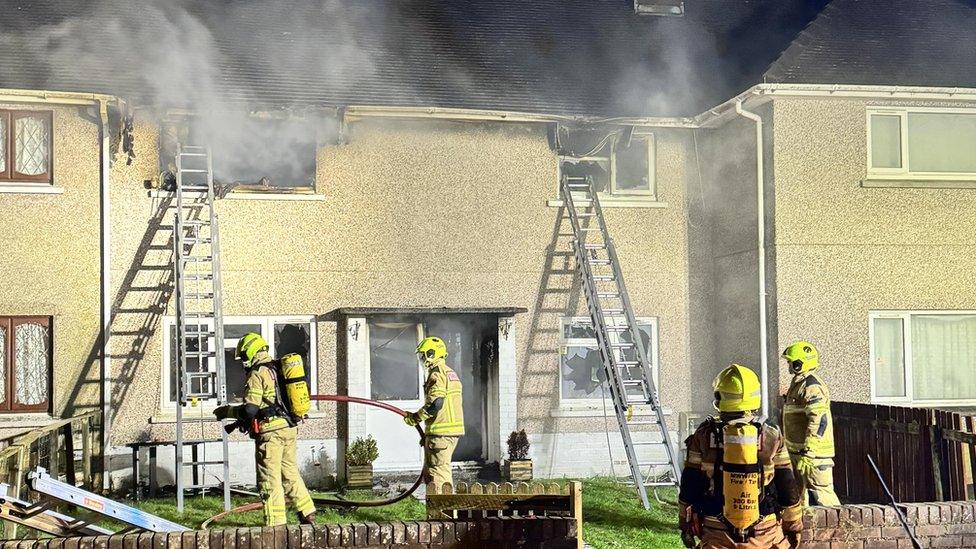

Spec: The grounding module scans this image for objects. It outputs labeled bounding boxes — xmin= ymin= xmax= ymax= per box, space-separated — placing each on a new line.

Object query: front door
xmin=363 ymin=314 xmax=494 ymax=471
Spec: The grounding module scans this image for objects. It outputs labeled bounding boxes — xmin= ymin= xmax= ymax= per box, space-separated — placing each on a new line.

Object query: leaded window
xmin=0 ymin=111 xmax=53 ymax=183
xmin=0 ymin=317 xmax=51 ymax=412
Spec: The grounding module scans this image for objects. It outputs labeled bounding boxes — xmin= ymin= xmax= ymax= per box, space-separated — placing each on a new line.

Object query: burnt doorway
xmin=424 ymin=315 xmax=495 ymax=463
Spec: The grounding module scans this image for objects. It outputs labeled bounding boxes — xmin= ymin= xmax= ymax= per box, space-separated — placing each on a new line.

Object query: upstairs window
xmin=868 ymin=108 xmax=976 ymax=180
xmin=559 ymin=131 xmax=656 ymax=199
xmin=0 ymin=111 xmax=53 ymax=184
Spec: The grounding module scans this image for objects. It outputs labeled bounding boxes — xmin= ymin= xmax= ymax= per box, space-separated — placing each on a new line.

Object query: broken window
xmin=559 ymin=317 xmax=656 ymax=401
xmin=165 ymin=317 xmax=316 ymax=407
xmin=0 ymin=110 xmax=53 ymax=184
xmin=558 ymin=130 xmax=655 ymax=199
xmin=0 ymin=317 xmax=51 ymax=413
xmin=368 ymin=319 xmax=423 ymax=401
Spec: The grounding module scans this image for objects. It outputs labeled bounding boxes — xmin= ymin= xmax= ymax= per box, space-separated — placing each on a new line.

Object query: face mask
xmin=788 ymin=359 xmax=804 ymax=374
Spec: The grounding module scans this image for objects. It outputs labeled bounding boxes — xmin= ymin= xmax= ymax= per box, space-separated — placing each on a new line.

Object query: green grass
xmin=90 ymin=479 xmax=681 ymax=548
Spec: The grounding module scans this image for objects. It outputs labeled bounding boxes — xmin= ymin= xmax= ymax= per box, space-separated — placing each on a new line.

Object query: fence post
xmin=569 ymin=481 xmax=582 ymax=549
xmin=930 ymin=424 xmax=945 ymax=501
xmin=82 ymin=415 xmax=93 ymax=489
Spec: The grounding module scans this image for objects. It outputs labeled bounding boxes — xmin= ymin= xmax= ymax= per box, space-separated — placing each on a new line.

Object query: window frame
xmin=866 ymin=107 xmax=976 ymax=181
xmin=557 ymin=316 xmax=659 ymax=405
xmin=0 ymin=110 xmax=54 ymax=184
xmin=160 ymin=315 xmax=318 ymax=411
xmin=0 ymin=316 xmax=53 ymax=413
xmin=869 ymin=310 xmax=976 ymax=406
xmin=556 ymin=130 xmax=657 ymax=201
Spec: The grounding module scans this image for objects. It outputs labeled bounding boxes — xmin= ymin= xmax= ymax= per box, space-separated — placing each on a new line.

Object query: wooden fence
xmin=0 ymin=411 xmax=98 ymax=501
xmin=832 ymin=401 xmax=975 ymax=503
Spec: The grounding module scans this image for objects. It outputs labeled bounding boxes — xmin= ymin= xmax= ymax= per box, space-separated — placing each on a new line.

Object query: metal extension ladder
xmin=561 ymin=175 xmax=682 ymax=509
xmin=0 ymin=467 xmax=188 ymax=536
xmin=172 ymin=145 xmax=231 ymax=512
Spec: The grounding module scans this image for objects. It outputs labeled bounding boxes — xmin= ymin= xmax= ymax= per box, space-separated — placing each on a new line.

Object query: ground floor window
xmin=367 ymin=319 xmax=424 ymax=401
xmin=559 ymin=316 xmax=658 ymax=404
xmin=871 ymin=312 xmax=976 ymax=404
xmin=0 ymin=316 xmax=51 ymax=413
xmin=162 ymin=316 xmax=316 ymax=408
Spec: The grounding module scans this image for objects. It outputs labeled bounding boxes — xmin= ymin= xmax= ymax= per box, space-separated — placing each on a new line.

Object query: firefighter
xmin=404 ymin=336 xmax=464 ymax=490
xmin=679 ymin=364 xmax=803 ymax=549
xmin=213 ymin=333 xmax=316 ymax=526
xmin=782 ymin=341 xmax=840 ymax=507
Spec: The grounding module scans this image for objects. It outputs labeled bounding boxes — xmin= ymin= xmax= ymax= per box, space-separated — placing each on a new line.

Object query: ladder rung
xmin=576 ymin=213 xmax=596 ymax=217
xmin=616 ymin=361 xmax=640 ymax=367
xmin=185 ymin=292 xmax=214 ymax=299
xmin=610 ymin=342 xmax=634 ymax=348
xmin=583 ymin=243 xmax=606 ymax=250
xmin=632 ymin=443 xmax=668 ymax=448
xmin=626 ymin=420 xmax=660 ymax=426
xmin=183 ymin=351 xmax=216 ymax=358
xmin=181 ymin=484 xmax=223 ymax=490
xmin=604 ymin=326 xmax=630 ymax=332
xmin=180 ymin=169 xmax=209 ymax=174
xmin=181 ymin=256 xmax=212 ymax=263
xmin=181 ymin=220 xmax=210 ymax=227
xmin=597 ymin=292 xmax=620 ymax=298
xmin=184 ymin=274 xmax=214 ymax=280
xmin=636 ymin=461 xmax=674 ymax=467
xmin=180 ymin=153 xmax=209 ymax=157
xmin=592 ymin=275 xmax=615 ymax=281
xmin=579 ymin=227 xmax=600 ymax=232
xmin=622 ymin=380 xmax=644 ymax=385
xmin=183 ymin=237 xmax=212 ymax=244
xmin=182 ymin=461 xmax=227 ymax=467
xmin=602 ymin=308 xmax=624 ymax=314
xmin=590 ymin=259 xmax=611 ymax=265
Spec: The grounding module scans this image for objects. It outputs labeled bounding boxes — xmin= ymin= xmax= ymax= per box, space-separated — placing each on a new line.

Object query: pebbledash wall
xmin=103 ymin=114 xmax=703 ymax=488
xmin=0 ymin=100 xmax=103 ymax=439
xmin=768 ymin=97 xmax=976 ymax=403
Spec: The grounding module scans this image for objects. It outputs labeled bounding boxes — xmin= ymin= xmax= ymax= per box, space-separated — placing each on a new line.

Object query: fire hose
xmin=202 ymin=395 xmax=427 ymax=528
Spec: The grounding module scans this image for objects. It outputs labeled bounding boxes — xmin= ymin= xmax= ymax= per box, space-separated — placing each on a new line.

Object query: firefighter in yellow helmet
xmin=213 ymin=333 xmax=316 ymax=526
xmin=404 ymin=336 xmax=464 ymax=490
xmin=678 ymin=364 xmax=803 ymax=549
xmin=782 ymin=341 xmax=840 ymax=507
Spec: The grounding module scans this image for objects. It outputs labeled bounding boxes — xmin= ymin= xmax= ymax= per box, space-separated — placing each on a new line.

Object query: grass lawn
xmin=0 ymin=478 xmax=683 ymax=549
xmin=99 ymin=479 xmax=681 ymax=548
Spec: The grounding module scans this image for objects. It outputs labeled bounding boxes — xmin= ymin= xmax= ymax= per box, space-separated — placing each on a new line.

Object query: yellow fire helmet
xmin=713 ymin=364 xmax=762 ymax=413
xmin=416 ymin=336 xmax=448 ymax=365
xmin=782 ymin=341 xmax=819 ymax=375
xmin=236 ymin=332 xmax=269 ymax=368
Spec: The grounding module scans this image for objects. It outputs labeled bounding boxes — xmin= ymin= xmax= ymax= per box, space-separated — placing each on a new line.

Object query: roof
xmin=765 ymin=0 xmax=976 ymax=87
xmin=0 ymin=0 xmax=824 ymax=117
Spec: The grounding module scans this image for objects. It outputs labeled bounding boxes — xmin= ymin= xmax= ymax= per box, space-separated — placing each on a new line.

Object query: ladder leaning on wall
xmin=172 ymin=145 xmax=231 ymax=512
xmin=560 ymin=175 xmax=682 ymax=509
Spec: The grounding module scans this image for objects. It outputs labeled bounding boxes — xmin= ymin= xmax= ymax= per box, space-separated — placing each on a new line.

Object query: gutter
xmin=0 ymin=88 xmax=117 ymax=106
xmin=97 ymin=100 xmax=113 ymax=491
xmin=734 ymin=101 xmax=770 ymax=420
xmin=342 ymin=105 xmax=699 ymax=128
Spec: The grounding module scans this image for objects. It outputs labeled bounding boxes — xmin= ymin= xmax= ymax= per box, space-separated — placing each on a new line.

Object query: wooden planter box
xmin=346 ymin=464 xmax=373 ymax=489
xmin=504 ymin=459 xmax=533 ymax=481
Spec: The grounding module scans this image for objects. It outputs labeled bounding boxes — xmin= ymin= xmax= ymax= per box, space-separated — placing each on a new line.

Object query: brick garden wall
xmin=803 ymin=501 xmax=976 ymax=548
xmin=1 ymin=517 xmax=578 ymax=549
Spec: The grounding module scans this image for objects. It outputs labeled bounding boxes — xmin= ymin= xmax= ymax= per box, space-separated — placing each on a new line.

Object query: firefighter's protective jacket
xmin=678 ymin=417 xmax=803 ymax=533
xmin=424 ymin=359 xmax=464 ymax=436
xmin=783 ymin=371 xmax=835 ymax=458
xmin=244 ymin=355 xmax=290 ymax=435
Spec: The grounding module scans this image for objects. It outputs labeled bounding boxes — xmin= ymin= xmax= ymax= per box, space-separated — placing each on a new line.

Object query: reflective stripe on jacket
xmin=425 ymin=359 xmax=464 ymax=436
xmin=783 ymin=371 xmax=834 ymax=458
xmin=245 ymin=359 xmax=289 ymax=434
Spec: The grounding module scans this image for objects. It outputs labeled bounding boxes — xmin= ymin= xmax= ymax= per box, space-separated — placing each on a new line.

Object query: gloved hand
xmin=213 ymin=405 xmax=234 ymax=420
xmin=785 ymin=530 xmax=801 ymax=548
xmin=795 ymin=454 xmax=815 ymax=477
xmin=678 ymin=504 xmax=700 ymax=548
xmin=403 ymin=412 xmax=420 ymax=426
xmin=680 ymin=530 xmax=697 ymax=548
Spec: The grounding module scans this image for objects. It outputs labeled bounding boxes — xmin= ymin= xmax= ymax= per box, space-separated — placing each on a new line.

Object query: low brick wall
xmin=803 ymin=501 xmax=976 ymax=548
xmin=2 ymin=517 xmax=579 ymax=549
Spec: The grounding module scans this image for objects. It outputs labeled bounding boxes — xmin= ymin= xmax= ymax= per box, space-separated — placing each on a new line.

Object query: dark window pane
xmin=169 ymin=324 xmax=209 ymax=402
xmin=561 ymin=159 xmax=610 ymax=193
xmin=614 ymin=136 xmax=652 ymax=193
xmin=225 ymin=349 xmax=247 ymax=401
xmin=368 ymin=320 xmax=420 ymax=400
xmin=275 ymin=323 xmax=313 ymax=388
xmin=225 ymin=323 xmax=263 ymax=340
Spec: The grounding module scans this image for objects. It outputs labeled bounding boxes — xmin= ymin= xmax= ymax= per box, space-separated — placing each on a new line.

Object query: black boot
xmin=299 ymin=511 xmax=316 ymax=525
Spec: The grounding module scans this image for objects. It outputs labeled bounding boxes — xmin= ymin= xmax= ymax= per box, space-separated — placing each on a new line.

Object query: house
xmin=0 ymin=0 xmax=973 ymax=491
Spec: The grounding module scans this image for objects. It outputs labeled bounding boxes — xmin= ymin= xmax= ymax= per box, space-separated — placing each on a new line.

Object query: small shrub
xmin=346 ymin=435 xmax=379 ymax=466
xmin=506 ymin=429 xmax=530 ymax=461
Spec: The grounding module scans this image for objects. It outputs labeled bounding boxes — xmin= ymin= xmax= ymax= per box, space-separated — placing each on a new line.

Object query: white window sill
xmin=861 ymin=178 xmax=976 ymax=189
xmin=0 ymin=184 xmax=63 ymax=195
xmin=148 ymin=190 xmax=325 ymax=202
xmin=150 ymin=409 xmax=332 ymax=424
xmin=547 ymin=198 xmax=667 ymax=209
xmin=550 ymin=403 xmax=672 ymax=418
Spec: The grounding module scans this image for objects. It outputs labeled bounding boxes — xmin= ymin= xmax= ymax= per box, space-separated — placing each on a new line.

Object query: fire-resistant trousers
xmin=698 ymin=518 xmax=791 ymax=549
xmin=255 ymin=426 xmax=315 ymax=526
xmin=792 ymin=455 xmax=841 ymax=507
xmin=424 ymin=435 xmax=459 ymax=491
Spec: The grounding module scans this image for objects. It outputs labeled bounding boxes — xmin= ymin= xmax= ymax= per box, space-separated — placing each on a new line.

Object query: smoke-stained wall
xmin=770 ymin=97 xmax=976 ymax=403
xmin=105 ymin=115 xmax=698 ymax=479
xmin=0 ymin=103 xmax=102 ymax=435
